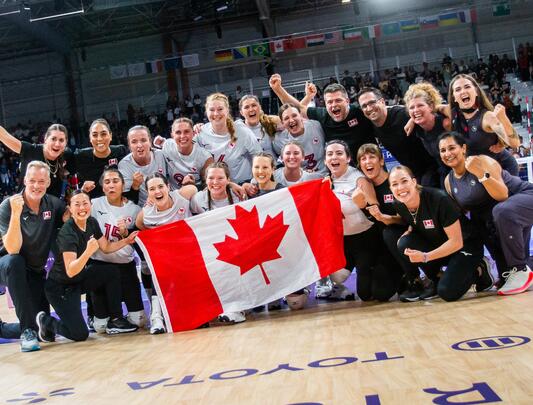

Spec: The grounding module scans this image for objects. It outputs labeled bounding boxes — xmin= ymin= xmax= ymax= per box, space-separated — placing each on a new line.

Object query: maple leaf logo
xmin=213 ymin=205 xmax=289 ymax=285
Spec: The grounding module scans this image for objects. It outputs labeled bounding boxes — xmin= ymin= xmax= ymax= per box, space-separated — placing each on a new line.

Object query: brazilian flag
xmin=251 ymin=43 xmax=270 ymax=57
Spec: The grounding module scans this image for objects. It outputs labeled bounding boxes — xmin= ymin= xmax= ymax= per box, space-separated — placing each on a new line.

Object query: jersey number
xmin=304 ymin=153 xmax=317 ymax=170
xmin=104 ymin=223 xmax=122 ymax=240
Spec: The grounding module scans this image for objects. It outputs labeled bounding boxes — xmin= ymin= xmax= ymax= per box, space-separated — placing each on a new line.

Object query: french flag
xmin=136 ymin=180 xmax=345 ymax=332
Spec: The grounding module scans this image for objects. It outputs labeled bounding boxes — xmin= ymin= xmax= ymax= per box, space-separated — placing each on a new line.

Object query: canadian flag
xmin=136 ymin=180 xmax=345 ymax=332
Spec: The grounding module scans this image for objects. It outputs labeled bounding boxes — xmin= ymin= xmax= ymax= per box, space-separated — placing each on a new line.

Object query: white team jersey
xmin=236 ymin=119 xmax=277 ymax=158
xmin=162 ymin=141 xmax=211 ymax=189
xmin=118 ymin=149 xmax=167 ymax=206
xmin=142 ymin=190 xmax=191 ymax=229
xmin=91 ymin=197 xmax=141 ymax=263
xmin=273 ymin=168 xmax=322 ymax=187
xmin=273 ymin=119 xmax=327 ymax=175
xmin=330 ymin=166 xmax=373 ymax=236
xmin=190 ymin=189 xmax=240 ymax=214
xmin=196 ymin=120 xmax=262 ymax=183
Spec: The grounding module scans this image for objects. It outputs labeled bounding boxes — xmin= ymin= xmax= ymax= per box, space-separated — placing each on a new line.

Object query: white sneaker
xmin=150 ymin=317 xmax=166 ymax=335
xmin=93 ymin=317 xmax=109 ymax=334
xmin=150 ymin=296 xmax=166 ymax=334
xmin=315 ymin=277 xmax=333 ymax=298
xmin=218 ymin=311 xmax=246 ymax=324
xmin=498 ymin=265 xmax=533 ymax=295
xmin=127 ymin=311 xmax=147 ymax=328
xmin=327 ymin=284 xmax=355 ymax=301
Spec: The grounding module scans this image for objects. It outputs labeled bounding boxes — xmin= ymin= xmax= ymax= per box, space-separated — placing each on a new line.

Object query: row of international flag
xmin=214 ymin=8 xmax=478 ymax=62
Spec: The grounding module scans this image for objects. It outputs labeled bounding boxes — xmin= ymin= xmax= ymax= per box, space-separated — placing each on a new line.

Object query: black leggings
xmin=117 ymin=261 xmax=143 ymax=312
xmin=44 ymin=260 xmax=123 ymax=341
xmin=345 ymin=225 xmax=401 ymax=302
xmin=394 ymin=232 xmax=483 ymax=302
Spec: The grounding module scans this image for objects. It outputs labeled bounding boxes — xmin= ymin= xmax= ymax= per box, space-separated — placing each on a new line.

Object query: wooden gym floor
xmin=1 ymin=280 xmax=533 ymax=405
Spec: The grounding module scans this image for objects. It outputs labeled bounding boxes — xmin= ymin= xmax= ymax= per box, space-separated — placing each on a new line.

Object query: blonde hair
xmin=206 ymin=93 xmax=236 ymax=143
xmin=448 ymin=73 xmax=494 ymax=112
xmin=404 ymin=82 xmax=443 ymax=112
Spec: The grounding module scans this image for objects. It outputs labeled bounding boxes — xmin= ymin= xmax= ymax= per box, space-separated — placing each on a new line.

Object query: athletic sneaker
xmin=326 ymin=284 xmax=355 ymax=301
xmin=475 ymin=257 xmax=494 ymax=292
xmin=35 ymin=311 xmax=55 ymax=343
xmin=315 ymin=277 xmax=333 ymax=298
xmin=92 ymin=317 xmax=109 ymax=334
xmin=419 ymin=280 xmax=439 ymax=300
xmin=498 ymin=265 xmax=533 ymax=296
xmin=399 ymin=279 xmax=424 ymax=302
xmin=105 ymin=317 xmax=138 ymax=335
xmin=218 ymin=311 xmax=246 ymax=324
xmin=267 ymin=299 xmax=284 ymax=311
xmin=87 ymin=316 xmax=96 ymax=333
xmin=20 ymin=329 xmax=40 ymax=352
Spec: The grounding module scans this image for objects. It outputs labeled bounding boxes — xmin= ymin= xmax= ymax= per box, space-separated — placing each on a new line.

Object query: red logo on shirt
xmin=158 ymin=168 xmax=164 ymax=174
xmin=313 ymin=137 xmax=319 ymax=144
xmin=125 ymin=216 xmax=133 ymax=225
xmin=383 ymin=194 xmax=394 ymax=203
xmin=423 ymin=219 xmax=435 ymax=229
xmin=178 ymin=207 xmax=185 ymax=216
xmin=347 ymin=118 xmax=359 ymax=127
xmin=43 ymin=211 xmax=51 ymax=220
xmin=108 ymin=158 xmax=118 ymax=166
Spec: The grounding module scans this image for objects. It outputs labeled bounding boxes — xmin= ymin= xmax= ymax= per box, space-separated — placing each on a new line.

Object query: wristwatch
xmin=478 ymin=172 xmax=491 ymax=183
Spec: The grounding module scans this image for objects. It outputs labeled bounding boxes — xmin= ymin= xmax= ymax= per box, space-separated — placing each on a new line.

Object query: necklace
xmin=408 ymin=206 xmax=419 ymax=224
xmin=45 ymin=158 xmax=59 ymax=178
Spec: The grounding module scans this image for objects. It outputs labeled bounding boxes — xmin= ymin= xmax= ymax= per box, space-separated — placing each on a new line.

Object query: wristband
xmin=423 ymin=252 xmax=428 ymax=263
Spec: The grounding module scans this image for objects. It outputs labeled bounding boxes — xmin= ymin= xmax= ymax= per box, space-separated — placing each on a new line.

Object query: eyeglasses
xmin=360 ymin=99 xmax=381 ymax=110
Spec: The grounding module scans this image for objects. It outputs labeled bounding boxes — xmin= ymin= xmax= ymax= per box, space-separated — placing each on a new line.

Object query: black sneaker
xmin=399 ymin=279 xmax=424 ymax=302
xmin=419 ymin=280 xmax=439 ymax=300
xmin=475 ymin=257 xmax=494 ymax=292
xmin=106 ymin=317 xmax=138 ymax=335
xmin=35 ymin=311 xmax=55 ymax=343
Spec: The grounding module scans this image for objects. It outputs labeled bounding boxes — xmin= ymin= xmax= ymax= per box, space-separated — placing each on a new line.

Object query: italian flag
xmin=136 ymin=180 xmax=345 ymax=332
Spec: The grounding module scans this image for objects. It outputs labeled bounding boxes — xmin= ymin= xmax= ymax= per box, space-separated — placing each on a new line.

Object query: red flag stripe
xmin=137 ymin=220 xmax=223 ymax=332
xmin=288 ymin=180 xmax=345 ymax=278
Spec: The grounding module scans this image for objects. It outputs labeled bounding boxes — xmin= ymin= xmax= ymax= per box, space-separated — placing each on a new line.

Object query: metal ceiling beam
xmin=255 ymin=0 xmax=275 ymax=37
xmin=4 ymin=9 xmax=71 ymax=54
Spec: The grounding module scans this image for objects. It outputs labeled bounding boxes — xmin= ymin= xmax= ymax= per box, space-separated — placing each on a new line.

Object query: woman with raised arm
xmin=273 ymin=103 xmax=327 ymax=175
xmin=36 ymin=190 xmax=139 ymax=345
xmin=438 ymin=131 xmax=533 ymax=295
xmin=447 ymin=73 xmax=520 ymax=175
xmin=0 ymin=123 xmax=74 ymax=199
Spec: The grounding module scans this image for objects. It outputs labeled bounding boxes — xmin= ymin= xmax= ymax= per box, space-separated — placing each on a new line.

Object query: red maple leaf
xmin=213 ymin=205 xmax=289 ymax=285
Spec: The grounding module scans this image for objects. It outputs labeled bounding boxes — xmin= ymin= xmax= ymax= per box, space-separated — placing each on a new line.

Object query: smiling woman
xmin=37 ymin=190 xmax=139 ymax=345
xmin=387 ymin=165 xmax=492 ymax=302
xmin=0 ymin=123 xmax=74 ymax=199
xmin=74 ymin=119 xmax=129 ymax=199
